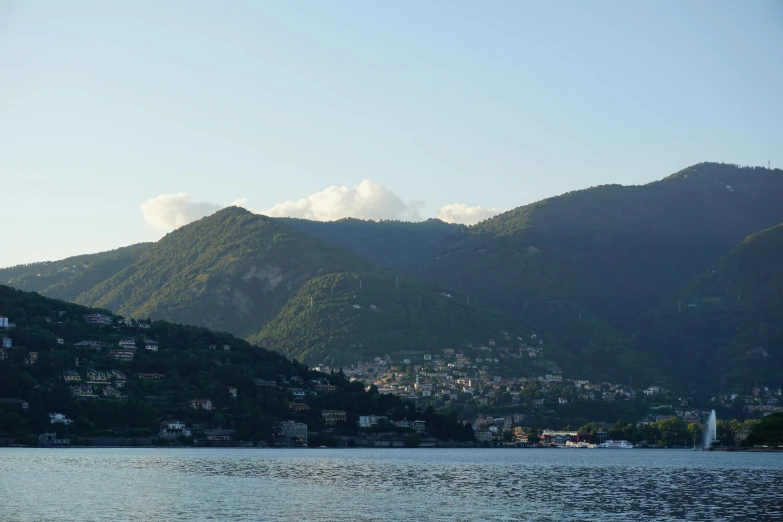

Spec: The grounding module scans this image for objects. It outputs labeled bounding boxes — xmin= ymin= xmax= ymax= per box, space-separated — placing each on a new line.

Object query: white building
xmin=49 ymin=413 xmax=73 ymax=425
xmin=160 ymin=421 xmax=191 ymax=438
xmin=278 ymin=420 xmax=308 ymax=446
xmin=358 ymin=415 xmax=387 ymax=428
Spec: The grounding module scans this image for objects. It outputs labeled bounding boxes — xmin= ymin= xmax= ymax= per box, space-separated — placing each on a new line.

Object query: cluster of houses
xmin=713 ymin=386 xmax=783 ymax=417
xmin=66 ymin=369 xmax=128 ymax=399
xmin=313 ymin=333 xmax=783 ymax=425
xmin=323 ymin=342 xmax=659 ymax=410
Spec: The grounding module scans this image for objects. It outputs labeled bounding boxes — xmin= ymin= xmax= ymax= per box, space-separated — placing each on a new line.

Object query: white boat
xmin=565 ymin=441 xmax=596 ymax=449
xmin=597 ymin=440 xmax=634 ymax=449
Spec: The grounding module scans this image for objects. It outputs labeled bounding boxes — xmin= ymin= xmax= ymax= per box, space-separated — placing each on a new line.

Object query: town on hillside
xmin=0 ymin=303 xmax=778 ymax=449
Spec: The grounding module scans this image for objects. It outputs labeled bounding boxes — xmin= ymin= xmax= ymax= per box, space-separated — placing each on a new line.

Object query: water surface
xmin=0 ymin=448 xmax=780 ymax=521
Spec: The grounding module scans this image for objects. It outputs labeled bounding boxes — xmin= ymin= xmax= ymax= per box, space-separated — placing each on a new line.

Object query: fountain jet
xmin=702 ymin=410 xmax=717 ymax=449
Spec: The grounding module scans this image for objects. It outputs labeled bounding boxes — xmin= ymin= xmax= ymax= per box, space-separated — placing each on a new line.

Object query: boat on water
xmin=597 ymin=440 xmax=634 ymax=449
xmin=565 ymin=440 xmax=596 ymax=449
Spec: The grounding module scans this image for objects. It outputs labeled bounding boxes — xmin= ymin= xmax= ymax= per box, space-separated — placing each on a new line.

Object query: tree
xmin=686 ymin=423 xmax=702 ymax=447
xmin=405 ymin=433 xmax=421 ymax=448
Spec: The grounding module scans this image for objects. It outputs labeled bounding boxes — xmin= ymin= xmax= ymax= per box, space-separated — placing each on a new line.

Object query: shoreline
xmin=4 ymin=444 xmax=781 ymax=451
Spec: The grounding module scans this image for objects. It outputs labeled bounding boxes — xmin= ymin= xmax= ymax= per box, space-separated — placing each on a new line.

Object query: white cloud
xmin=142 ymin=183 xmax=503 ymax=230
xmin=436 ymin=203 xmax=503 ymax=225
xmin=261 ymin=179 xmax=423 ymax=221
xmin=141 ymin=193 xmax=221 ymax=230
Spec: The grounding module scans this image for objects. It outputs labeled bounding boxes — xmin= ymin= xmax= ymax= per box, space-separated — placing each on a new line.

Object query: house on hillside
xmin=70 ymin=385 xmax=95 ymax=398
xmin=39 ymin=433 xmax=70 ymax=446
xmin=108 ymin=350 xmax=135 ymax=361
xmin=1 ymin=336 xmax=11 ymax=349
xmin=103 ymin=386 xmax=125 ymax=399
xmin=278 ymin=421 xmax=307 ymax=446
xmin=86 ymin=369 xmax=109 ymax=383
xmin=322 ymin=410 xmax=347 ymax=427
xmin=204 ymin=429 xmax=235 ymax=444
xmin=74 ymin=341 xmax=104 ymax=350
xmin=144 ymin=340 xmax=159 ymax=351
xmin=188 ymin=399 xmax=213 ymax=411
xmin=160 ymin=421 xmax=191 ymax=438
xmin=358 ymin=415 xmax=387 ymax=428
xmin=118 ymin=339 xmax=136 ymax=350
xmin=84 ymin=313 xmax=112 ymax=325
xmin=63 ymin=370 xmax=81 ymax=382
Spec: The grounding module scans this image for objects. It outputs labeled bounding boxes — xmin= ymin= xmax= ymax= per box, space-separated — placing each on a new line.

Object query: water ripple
xmin=0 ymin=448 xmax=781 ymax=521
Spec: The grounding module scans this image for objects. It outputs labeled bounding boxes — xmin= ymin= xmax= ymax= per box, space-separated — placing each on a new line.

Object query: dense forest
xmin=634 ymin=224 xmax=783 ymax=390
xmin=280 ymin=217 xmax=457 ymax=267
xmin=253 ymin=271 xmax=522 ymax=366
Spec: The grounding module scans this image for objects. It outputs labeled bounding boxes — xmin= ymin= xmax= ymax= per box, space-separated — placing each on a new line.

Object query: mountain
xmin=2 ymin=162 xmax=781 ymax=393
xmin=252 ymin=271 xmax=663 ymax=385
xmin=279 ymin=217 xmax=458 ymax=267
xmin=252 ymin=271 xmax=521 ymax=365
xmin=404 ymin=163 xmax=783 ymax=331
xmin=634 ymin=223 xmax=783 ymax=392
xmin=0 ymin=243 xmax=151 ymax=301
xmin=73 ymin=207 xmax=372 ymax=337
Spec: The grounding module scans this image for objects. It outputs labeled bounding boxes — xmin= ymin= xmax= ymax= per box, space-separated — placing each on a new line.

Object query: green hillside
xmin=251 ymin=271 xmax=663 ymax=386
xmin=634 ymin=224 xmax=783 ymax=392
xmin=280 ymin=217 xmax=458 ymax=267
xmin=2 ymin=163 xmax=780 ymax=394
xmin=0 ymin=243 xmax=151 ymax=300
xmin=0 ymin=285 xmax=473 ymax=445
xmin=406 ymin=163 xmax=783 ymax=332
xmin=74 ymin=207 xmax=372 ymax=337
xmin=252 ymin=271 xmax=521 ymax=365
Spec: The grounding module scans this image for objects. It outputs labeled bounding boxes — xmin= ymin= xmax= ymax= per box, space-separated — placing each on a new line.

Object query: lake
xmin=0 ymin=448 xmax=781 ymax=521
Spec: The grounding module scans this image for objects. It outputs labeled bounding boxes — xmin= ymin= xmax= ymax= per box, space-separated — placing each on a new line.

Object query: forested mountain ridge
xmin=279 ymin=217 xmax=458 ymax=267
xmin=252 ymin=270 xmax=664 ymax=386
xmin=404 ymin=163 xmax=783 ymax=331
xmin=1 ymin=162 xmax=780 ymax=394
xmin=73 ymin=207 xmax=373 ymax=337
xmin=634 ymin=223 xmax=783 ymax=391
xmin=0 ymin=243 xmax=151 ymax=301
xmin=252 ymin=271 xmax=521 ymax=365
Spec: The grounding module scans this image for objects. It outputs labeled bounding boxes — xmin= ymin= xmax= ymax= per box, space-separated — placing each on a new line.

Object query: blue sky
xmin=1 ymin=1 xmax=781 ymax=267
